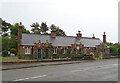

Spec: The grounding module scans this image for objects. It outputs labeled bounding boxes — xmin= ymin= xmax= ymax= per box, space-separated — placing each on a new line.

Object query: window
xmin=63 ymin=48 xmax=66 ymax=54
xmin=77 ymin=46 xmax=79 ymax=50
xmin=53 ymin=48 xmax=57 ymax=54
xmin=25 ymin=47 xmax=31 ymax=54
xmin=84 ymin=48 xmax=86 ymax=54
xmin=94 ymin=47 xmax=96 ymax=50
xmin=104 ymin=49 xmax=107 ymax=53
xmin=79 ymin=48 xmax=82 ymax=54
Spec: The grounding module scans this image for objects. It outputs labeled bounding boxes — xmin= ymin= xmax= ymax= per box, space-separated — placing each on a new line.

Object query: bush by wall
xmin=10 ymin=48 xmax=17 ymax=55
xmin=2 ymin=50 xmax=8 ymax=57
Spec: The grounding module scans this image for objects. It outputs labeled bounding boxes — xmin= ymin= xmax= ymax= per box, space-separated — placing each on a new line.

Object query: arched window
xmin=63 ymin=48 xmax=66 ymax=54
xmin=53 ymin=48 xmax=57 ymax=54
xmin=84 ymin=48 xmax=86 ymax=54
xmin=61 ymin=47 xmax=66 ymax=54
xmin=104 ymin=49 xmax=107 ymax=54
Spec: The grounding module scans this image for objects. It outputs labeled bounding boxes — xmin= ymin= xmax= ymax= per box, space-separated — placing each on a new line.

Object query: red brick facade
xmin=18 ymin=22 xmax=110 ymax=59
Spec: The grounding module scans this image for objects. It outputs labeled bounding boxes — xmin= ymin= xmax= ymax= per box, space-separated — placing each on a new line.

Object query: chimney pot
xmin=51 ymin=29 xmax=56 ymax=38
xmin=76 ymin=30 xmax=82 ymax=38
xmin=92 ymin=34 xmax=95 ymax=38
xmin=19 ymin=22 xmax=22 ymax=26
xmin=103 ymin=32 xmax=106 ymax=43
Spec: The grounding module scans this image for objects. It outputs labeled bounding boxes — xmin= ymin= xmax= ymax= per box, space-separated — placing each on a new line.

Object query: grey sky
xmin=1 ymin=0 xmax=119 ymax=43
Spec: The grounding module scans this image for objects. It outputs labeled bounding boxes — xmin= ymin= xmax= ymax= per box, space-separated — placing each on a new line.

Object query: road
xmin=2 ymin=58 xmax=118 ymax=81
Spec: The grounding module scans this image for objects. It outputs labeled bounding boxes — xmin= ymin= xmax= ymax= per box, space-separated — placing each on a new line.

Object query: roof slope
xmin=21 ymin=33 xmax=102 ymax=47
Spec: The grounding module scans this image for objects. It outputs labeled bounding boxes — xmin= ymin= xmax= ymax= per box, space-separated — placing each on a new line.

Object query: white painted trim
xmin=53 ymin=48 xmax=57 ymax=54
xmin=25 ymin=47 xmax=31 ymax=54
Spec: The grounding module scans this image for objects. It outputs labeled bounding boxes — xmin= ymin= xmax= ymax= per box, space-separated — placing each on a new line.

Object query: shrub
xmin=18 ymin=54 xmax=32 ymax=59
xmin=10 ymin=48 xmax=17 ymax=55
xmin=109 ymin=46 xmax=118 ymax=53
xmin=2 ymin=50 xmax=8 ymax=57
xmin=118 ymin=48 xmax=120 ymax=54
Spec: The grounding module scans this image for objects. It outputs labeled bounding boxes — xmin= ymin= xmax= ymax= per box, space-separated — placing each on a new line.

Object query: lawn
xmin=2 ymin=56 xmax=32 ymax=62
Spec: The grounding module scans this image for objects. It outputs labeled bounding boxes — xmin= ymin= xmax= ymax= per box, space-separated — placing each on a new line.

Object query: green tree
xmin=0 ymin=18 xmax=2 ymax=29
xmin=2 ymin=35 xmax=18 ymax=51
xmin=50 ymin=24 xmax=66 ymax=36
xmin=40 ymin=22 xmax=49 ymax=34
xmin=2 ymin=20 xmax=11 ymax=34
xmin=118 ymin=47 xmax=120 ymax=53
xmin=30 ymin=22 xmax=41 ymax=34
xmin=50 ymin=24 xmax=57 ymax=30
xmin=56 ymin=27 xmax=66 ymax=36
xmin=10 ymin=23 xmax=30 ymax=36
xmin=109 ymin=46 xmax=118 ymax=53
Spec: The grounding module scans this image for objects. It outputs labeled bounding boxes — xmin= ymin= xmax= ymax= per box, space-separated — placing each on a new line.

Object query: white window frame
xmin=53 ymin=48 xmax=57 ymax=54
xmin=104 ymin=49 xmax=107 ymax=53
xmin=25 ymin=47 xmax=31 ymax=54
xmin=41 ymin=49 xmax=42 ymax=55
xmin=63 ymin=48 xmax=66 ymax=54
xmin=84 ymin=48 xmax=86 ymax=54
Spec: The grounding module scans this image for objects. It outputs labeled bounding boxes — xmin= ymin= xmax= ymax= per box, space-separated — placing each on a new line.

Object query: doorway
xmin=45 ymin=48 xmax=49 ymax=59
xmin=38 ymin=49 xmax=41 ymax=59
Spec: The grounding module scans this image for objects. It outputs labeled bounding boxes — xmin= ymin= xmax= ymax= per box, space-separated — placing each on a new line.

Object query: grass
xmin=2 ymin=56 xmax=32 ymax=62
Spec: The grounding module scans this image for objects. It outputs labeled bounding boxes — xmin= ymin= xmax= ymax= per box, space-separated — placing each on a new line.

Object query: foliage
xmin=106 ymin=42 xmax=119 ymax=54
xmin=1 ymin=20 xmax=11 ymax=34
xmin=18 ymin=54 xmax=32 ymax=59
xmin=118 ymin=47 xmax=120 ymax=53
xmin=67 ymin=48 xmax=71 ymax=54
xmin=56 ymin=27 xmax=66 ymax=36
xmin=48 ymin=45 xmax=54 ymax=49
xmin=10 ymin=23 xmax=30 ymax=36
xmin=2 ymin=35 xmax=18 ymax=51
xmin=10 ymin=48 xmax=17 ymax=55
xmin=50 ymin=24 xmax=57 ymax=30
xmin=50 ymin=24 xmax=66 ymax=36
xmin=109 ymin=46 xmax=118 ymax=53
xmin=2 ymin=50 xmax=8 ymax=57
xmin=0 ymin=37 xmax=2 ymax=51
xmin=30 ymin=22 xmax=41 ymax=34
xmin=106 ymin=42 xmax=111 ymax=46
xmin=40 ymin=22 xmax=49 ymax=34
xmin=82 ymin=55 xmax=93 ymax=60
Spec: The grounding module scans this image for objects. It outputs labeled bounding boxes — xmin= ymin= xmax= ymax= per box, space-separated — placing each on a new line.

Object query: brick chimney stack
xmin=103 ymin=32 xmax=106 ymax=43
xmin=18 ymin=22 xmax=22 ymax=43
xmin=51 ymin=28 xmax=56 ymax=38
xmin=18 ymin=22 xmax=22 ymax=56
xmin=76 ymin=31 xmax=82 ymax=38
xmin=92 ymin=34 xmax=95 ymax=38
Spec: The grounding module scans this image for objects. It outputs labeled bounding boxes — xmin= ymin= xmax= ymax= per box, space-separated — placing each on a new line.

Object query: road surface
xmin=2 ymin=58 xmax=118 ymax=81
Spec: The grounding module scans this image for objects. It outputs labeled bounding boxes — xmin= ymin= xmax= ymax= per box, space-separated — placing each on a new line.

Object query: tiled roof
xmin=21 ymin=33 xmax=102 ymax=47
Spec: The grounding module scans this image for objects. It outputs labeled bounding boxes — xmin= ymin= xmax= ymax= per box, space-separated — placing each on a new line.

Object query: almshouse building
xmin=18 ymin=22 xmax=110 ymax=59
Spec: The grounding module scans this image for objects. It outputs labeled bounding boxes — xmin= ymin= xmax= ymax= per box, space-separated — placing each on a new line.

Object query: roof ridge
xmin=22 ymin=33 xmax=100 ymax=40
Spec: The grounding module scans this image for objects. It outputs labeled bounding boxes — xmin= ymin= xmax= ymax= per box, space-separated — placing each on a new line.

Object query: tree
xmin=118 ymin=47 xmax=120 ymax=54
xmin=0 ymin=18 xmax=2 ymax=31
xmin=50 ymin=24 xmax=66 ymax=36
xmin=40 ymin=22 xmax=49 ymax=34
xmin=30 ymin=22 xmax=41 ymax=34
xmin=109 ymin=46 xmax=118 ymax=53
xmin=10 ymin=23 xmax=30 ymax=36
xmin=2 ymin=35 xmax=18 ymax=51
xmin=56 ymin=27 xmax=66 ymax=36
xmin=1 ymin=20 xmax=11 ymax=34
xmin=50 ymin=24 xmax=57 ymax=31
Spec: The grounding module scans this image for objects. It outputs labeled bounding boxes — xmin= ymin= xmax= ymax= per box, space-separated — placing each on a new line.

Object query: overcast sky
xmin=1 ymin=0 xmax=119 ymax=43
